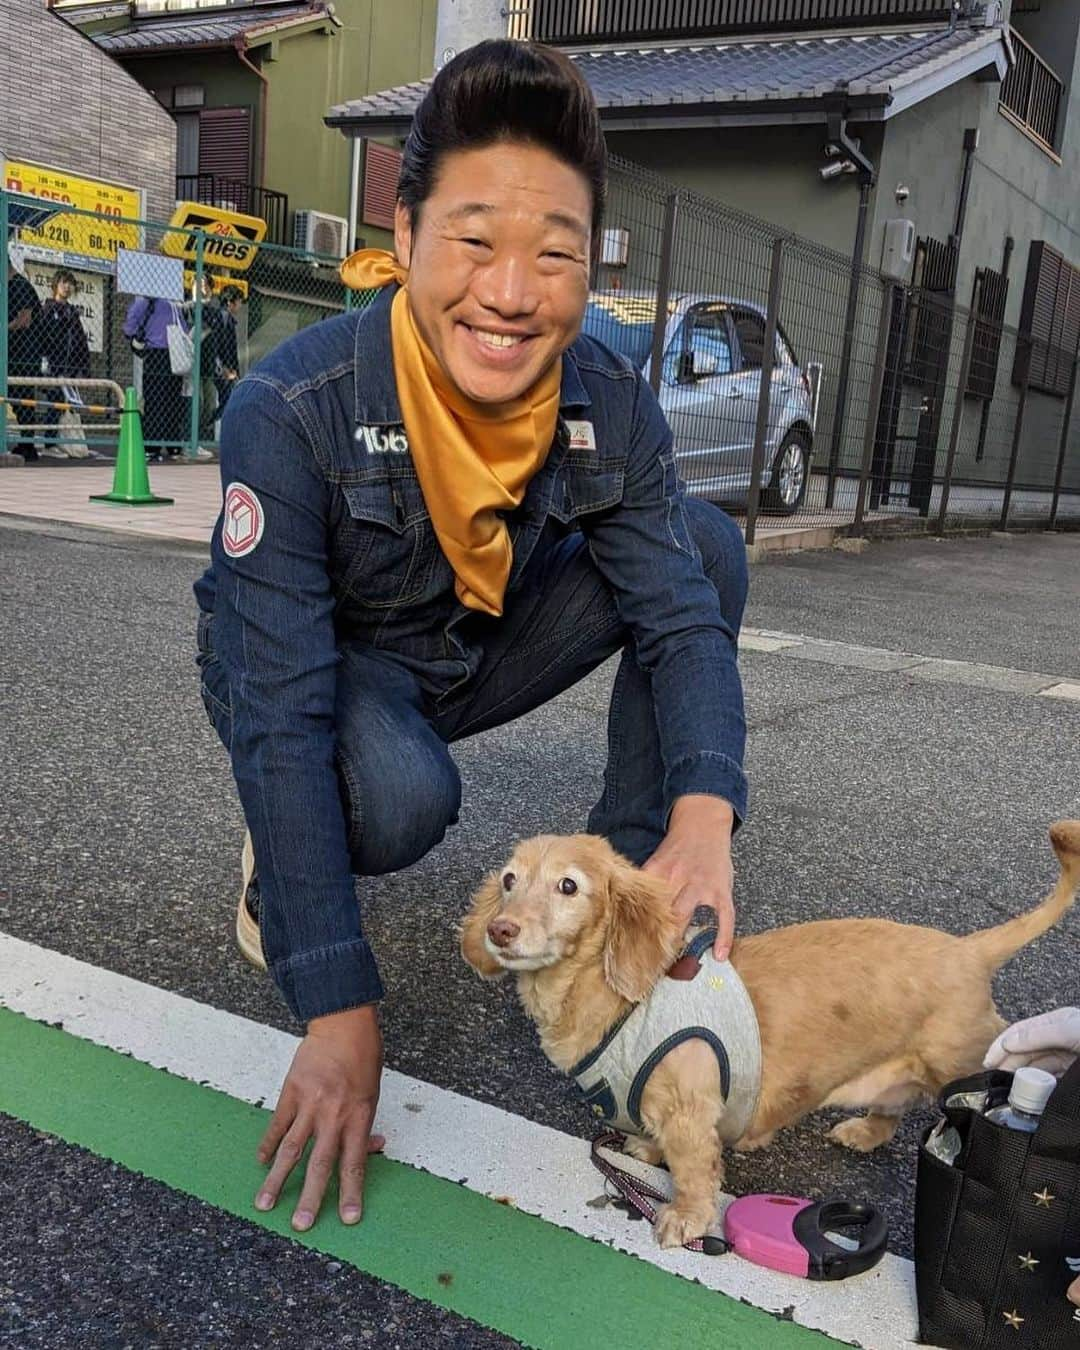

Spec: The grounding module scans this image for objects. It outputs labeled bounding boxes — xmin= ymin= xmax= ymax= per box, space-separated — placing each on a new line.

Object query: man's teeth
xmin=474 ymin=329 xmax=524 ymax=348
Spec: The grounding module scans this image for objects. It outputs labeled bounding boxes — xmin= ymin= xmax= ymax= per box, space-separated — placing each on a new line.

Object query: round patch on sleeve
xmin=222 ymin=482 xmax=265 ymax=558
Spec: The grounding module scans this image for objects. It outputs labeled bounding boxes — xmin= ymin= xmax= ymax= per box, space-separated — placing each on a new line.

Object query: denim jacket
xmin=194 ymin=287 xmax=747 ymax=1023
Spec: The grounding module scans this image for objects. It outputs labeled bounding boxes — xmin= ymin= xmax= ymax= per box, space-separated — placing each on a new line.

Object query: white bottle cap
xmin=1009 ymin=1066 xmax=1057 ymax=1115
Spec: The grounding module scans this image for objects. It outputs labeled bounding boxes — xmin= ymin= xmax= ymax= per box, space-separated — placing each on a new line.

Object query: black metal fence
xmin=593 ymin=157 xmax=1079 ymax=542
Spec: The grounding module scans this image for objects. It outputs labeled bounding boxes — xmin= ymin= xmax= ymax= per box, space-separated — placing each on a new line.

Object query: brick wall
xmin=0 ymin=0 xmax=176 ymax=220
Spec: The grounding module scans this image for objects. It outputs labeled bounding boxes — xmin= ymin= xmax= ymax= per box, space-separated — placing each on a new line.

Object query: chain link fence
xmin=2 ymin=191 xmax=352 ymax=463
xmin=3 ymin=172 xmax=1078 ymax=540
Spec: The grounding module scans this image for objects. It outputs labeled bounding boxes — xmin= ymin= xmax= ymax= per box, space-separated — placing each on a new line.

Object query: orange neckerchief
xmin=339 ymin=248 xmax=561 ymax=617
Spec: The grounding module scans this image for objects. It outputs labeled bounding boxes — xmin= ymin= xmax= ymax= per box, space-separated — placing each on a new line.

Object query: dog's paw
xmin=623 ymin=1135 xmax=665 ymax=1166
xmin=655 ymin=1202 xmax=713 ymax=1249
xmin=733 ymin=1130 xmax=775 ymax=1153
xmin=827 ymin=1116 xmax=897 ymax=1152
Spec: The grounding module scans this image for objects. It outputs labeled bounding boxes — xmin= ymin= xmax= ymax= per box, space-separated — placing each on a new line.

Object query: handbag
xmin=57 ymin=408 xmax=90 ymax=458
xmin=914 ymin=1060 xmax=1080 ymax=1348
xmin=166 ymin=308 xmax=194 ymax=376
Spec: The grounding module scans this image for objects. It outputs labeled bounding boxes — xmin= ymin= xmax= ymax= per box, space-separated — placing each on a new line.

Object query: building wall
xmin=267 ymin=0 xmax=437 ymax=241
xmin=605 ymin=124 xmax=884 ymax=259
xmin=871 ymin=71 xmax=1080 ymax=326
xmin=0 ymin=0 xmax=176 ymax=219
xmin=871 ymin=56 xmax=1080 ymax=492
xmin=123 ymin=49 xmax=264 ymax=173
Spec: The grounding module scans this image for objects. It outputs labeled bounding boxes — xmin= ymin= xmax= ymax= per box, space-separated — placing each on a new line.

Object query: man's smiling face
xmin=393 ymin=140 xmax=593 ymax=406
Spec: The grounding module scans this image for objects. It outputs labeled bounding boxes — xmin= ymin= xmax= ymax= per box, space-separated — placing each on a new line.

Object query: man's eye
xmin=502 ymin=872 xmax=516 ymax=891
xmin=558 ymin=877 xmax=578 ymax=896
xmin=461 ymin=237 xmax=490 ymax=249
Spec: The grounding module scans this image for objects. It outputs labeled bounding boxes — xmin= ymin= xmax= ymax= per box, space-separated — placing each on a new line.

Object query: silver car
xmin=584 ymin=292 xmax=822 ymax=514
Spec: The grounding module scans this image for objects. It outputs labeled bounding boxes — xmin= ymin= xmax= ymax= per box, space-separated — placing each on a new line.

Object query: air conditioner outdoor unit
xmin=293 ymin=209 xmax=349 ymax=260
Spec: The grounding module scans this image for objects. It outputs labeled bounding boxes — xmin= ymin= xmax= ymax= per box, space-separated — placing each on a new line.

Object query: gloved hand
xmin=984 ymin=1007 xmax=1080 ymax=1076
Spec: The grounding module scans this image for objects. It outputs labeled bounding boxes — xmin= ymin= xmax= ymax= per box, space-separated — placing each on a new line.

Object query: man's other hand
xmin=254 ymin=1004 xmax=385 ymax=1230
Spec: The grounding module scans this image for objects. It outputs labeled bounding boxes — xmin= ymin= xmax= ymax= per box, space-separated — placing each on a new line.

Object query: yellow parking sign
xmin=164 ymin=202 xmax=266 ymax=273
xmin=4 ymin=158 xmax=142 ymax=266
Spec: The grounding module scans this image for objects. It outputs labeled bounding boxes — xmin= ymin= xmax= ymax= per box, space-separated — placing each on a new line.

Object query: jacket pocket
xmin=337 ymin=478 xmax=440 ymax=609
xmin=549 ymin=467 xmax=624 ymax=525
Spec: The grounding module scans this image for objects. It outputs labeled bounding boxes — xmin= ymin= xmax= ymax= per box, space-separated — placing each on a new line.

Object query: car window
xmin=663 ymin=308 xmax=733 ymax=384
xmin=732 ymin=310 xmax=767 ymax=369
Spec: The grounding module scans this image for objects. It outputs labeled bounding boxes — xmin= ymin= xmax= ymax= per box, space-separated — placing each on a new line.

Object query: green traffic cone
xmin=90 ymin=387 xmax=174 ymax=506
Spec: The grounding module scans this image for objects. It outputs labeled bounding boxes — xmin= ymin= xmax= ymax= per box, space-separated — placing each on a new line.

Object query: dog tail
xmin=965 ymin=820 xmax=1080 ymax=969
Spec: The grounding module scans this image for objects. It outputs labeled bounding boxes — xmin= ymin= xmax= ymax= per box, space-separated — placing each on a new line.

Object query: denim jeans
xmin=198 ymin=495 xmax=746 ymax=881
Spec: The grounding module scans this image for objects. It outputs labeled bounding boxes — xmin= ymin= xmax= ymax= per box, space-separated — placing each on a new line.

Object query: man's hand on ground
xmin=642 ymin=794 xmax=736 ymax=961
xmin=254 ymin=1003 xmax=385 ymax=1231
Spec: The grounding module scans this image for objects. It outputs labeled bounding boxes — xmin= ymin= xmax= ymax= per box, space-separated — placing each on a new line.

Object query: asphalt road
xmin=1 ymin=519 xmax=1078 ymax=1346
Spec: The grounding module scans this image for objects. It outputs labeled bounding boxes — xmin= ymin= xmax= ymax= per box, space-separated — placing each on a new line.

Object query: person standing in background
xmin=211 ymin=285 xmax=243 ymax=424
xmin=6 ymin=242 xmax=43 ymax=461
xmin=123 ymin=292 xmax=187 ymax=461
xmin=39 ymin=269 xmax=92 ymax=458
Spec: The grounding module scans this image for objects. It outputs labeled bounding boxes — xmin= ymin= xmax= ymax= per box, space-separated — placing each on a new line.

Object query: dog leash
xmin=589 ymin=1130 xmax=730 ymax=1255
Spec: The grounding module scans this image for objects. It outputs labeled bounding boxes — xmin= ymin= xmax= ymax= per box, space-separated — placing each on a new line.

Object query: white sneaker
xmin=235 ymin=830 xmax=266 ymax=970
xmin=192 ymin=446 xmax=216 ymax=461
xmin=39 ymin=445 xmax=70 ymax=459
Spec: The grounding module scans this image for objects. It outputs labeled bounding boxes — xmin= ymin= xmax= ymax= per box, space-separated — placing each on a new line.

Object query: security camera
xmin=820 ymin=159 xmax=857 ymax=180
xmin=895 ymin=183 xmax=910 ymax=205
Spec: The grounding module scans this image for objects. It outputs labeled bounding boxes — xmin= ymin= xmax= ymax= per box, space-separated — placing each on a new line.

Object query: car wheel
xmin=763 ymin=432 xmax=810 ymax=515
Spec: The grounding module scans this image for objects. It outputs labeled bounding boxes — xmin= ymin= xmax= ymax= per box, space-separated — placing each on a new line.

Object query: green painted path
xmin=0 ymin=1008 xmax=844 ymax=1348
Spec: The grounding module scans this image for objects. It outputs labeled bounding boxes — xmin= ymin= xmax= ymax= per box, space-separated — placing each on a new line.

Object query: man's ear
xmin=602 ymin=860 xmax=682 ymax=1004
xmin=460 ymin=870 xmax=509 ymax=981
xmin=393 ymin=200 xmax=413 ymax=271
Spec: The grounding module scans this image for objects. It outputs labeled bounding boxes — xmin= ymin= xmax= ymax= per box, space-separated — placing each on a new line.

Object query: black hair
xmin=220 ymin=285 xmax=243 ymax=304
xmin=397 ymin=40 xmax=606 ymax=255
xmin=52 ymin=268 xmax=77 ymax=291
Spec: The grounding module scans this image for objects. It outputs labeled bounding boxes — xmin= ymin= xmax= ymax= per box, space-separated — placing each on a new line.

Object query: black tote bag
xmin=915 ymin=1060 xmax=1080 ymax=1348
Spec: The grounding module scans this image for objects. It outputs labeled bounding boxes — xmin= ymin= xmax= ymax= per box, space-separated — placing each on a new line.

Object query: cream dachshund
xmin=461 ymin=822 xmax=1080 ymax=1248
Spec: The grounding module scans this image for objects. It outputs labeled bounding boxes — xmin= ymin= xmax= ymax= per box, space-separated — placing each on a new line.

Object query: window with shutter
xmin=362 ymin=141 xmax=403 ymax=232
xmin=197 ymin=106 xmax=252 ymax=183
xmin=1014 ymin=241 xmax=1080 ymax=396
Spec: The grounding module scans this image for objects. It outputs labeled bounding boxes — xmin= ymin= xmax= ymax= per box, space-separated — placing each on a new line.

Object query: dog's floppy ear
xmin=460 ymin=869 xmax=509 ymax=981
xmin=602 ymin=858 xmax=682 ymax=1004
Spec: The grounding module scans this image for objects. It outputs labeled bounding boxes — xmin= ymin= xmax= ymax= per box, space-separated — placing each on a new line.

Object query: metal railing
xmin=1000 ymin=28 xmax=1063 ymax=153
xmin=175 ymin=176 xmax=289 ymax=246
xmin=508 ymin=0 xmax=966 ymax=44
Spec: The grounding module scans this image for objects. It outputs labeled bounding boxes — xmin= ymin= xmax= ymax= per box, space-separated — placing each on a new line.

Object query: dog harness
xmin=570 ymin=928 xmax=762 ymax=1142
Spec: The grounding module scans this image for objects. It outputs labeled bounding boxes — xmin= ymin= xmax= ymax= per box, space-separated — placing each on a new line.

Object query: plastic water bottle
xmin=984 ymin=1067 xmax=1057 ymax=1132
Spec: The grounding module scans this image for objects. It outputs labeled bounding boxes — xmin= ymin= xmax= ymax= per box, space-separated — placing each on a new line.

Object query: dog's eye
xmin=502 ymin=872 xmax=516 ymax=891
xmin=558 ymin=877 xmax=578 ymax=896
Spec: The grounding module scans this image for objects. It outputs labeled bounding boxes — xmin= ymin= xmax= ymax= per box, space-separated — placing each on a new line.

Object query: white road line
xmin=0 ymin=932 xmax=922 ymax=1349
xmin=741 ymin=626 xmax=1076 ymax=696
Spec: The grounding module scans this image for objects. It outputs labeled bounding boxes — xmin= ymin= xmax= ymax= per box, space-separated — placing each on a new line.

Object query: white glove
xmin=983 ymin=1007 xmax=1080 ymax=1076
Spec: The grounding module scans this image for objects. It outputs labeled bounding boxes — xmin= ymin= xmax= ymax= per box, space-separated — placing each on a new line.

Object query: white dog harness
xmin=570 ymin=928 xmax=762 ymax=1141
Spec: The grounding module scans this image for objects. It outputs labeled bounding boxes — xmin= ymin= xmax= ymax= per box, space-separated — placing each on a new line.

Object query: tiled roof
xmin=327 ymin=25 xmax=1003 ymax=128
xmin=95 ymin=2 xmax=328 ymax=52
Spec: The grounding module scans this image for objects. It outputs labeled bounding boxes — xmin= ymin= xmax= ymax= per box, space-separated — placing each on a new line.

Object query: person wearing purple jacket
xmin=122 ymin=294 xmax=188 ymax=459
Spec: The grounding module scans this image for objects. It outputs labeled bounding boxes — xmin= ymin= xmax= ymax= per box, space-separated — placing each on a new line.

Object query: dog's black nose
xmin=487 ymin=918 xmax=520 ymax=949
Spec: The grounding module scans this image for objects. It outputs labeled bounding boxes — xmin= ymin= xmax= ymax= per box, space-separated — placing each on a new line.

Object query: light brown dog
xmin=461 ymin=822 xmax=1080 ymax=1248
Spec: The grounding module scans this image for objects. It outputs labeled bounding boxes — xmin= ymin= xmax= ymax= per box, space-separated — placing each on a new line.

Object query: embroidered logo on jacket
xmin=565 ymin=419 xmax=596 ymax=451
xmin=356 ymin=425 xmax=409 ymax=455
xmin=222 ymin=482 xmax=265 ymax=558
